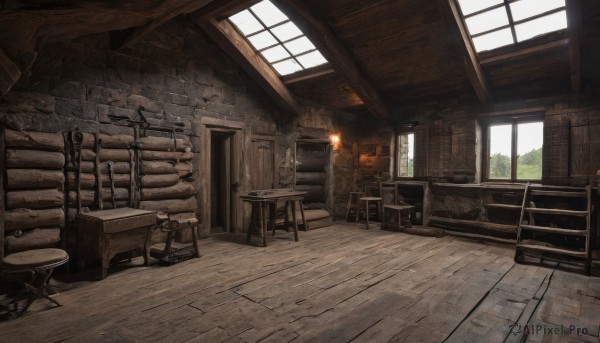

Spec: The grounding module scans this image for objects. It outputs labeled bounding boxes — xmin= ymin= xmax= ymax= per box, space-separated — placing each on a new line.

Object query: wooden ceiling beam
xmin=194 ymin=0 xmax=260 ymax=21
xmin=566 ymin=0 xmax=582 ymax=92
xmin=283 ymin=66 xmax=335 ymax=85
xmin=274 ymin=0 xmax=390 ymax=119
xmin=189 ymin=15 xmax=301 ymax=116
xmin=480 ymin=39 xmax=569 ymax=66
xmin=440 ymin=0 xmax=491 ymax=105
xmin=111 ymin=0 xmax=214 ymax=51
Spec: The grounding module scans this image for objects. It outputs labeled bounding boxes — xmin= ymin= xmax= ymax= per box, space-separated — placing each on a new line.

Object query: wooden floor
xmin=1 ymin=222 xmax=599 ymax=343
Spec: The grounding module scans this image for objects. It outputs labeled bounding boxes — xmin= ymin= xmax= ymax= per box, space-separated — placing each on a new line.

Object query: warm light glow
xmin=329 ymin=133 xmax=341 ymax=152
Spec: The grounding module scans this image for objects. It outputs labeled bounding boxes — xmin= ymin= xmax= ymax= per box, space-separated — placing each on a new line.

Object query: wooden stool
xmin=346 ymin=191 xmax=364 ymax=222
xmin=1 ymin=248 xmax=69 ymax=317
xmin=273 ymin=196 xmax=305 ymax=241
xmin=359 ymin=196 xmax=382 ymax=229
xmin=382 ymin=204 xmax=415 ymax=231
xmin=247 ymin=200 xmax=278 ymax=247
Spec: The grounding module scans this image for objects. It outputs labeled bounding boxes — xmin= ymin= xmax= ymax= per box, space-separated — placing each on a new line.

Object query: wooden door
xmin=251 ymin=137 xmax=274 ymax=190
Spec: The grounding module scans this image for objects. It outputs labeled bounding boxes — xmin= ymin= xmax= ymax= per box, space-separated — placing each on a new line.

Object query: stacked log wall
xmin=2 ymin=129 xmax=65 ymax=254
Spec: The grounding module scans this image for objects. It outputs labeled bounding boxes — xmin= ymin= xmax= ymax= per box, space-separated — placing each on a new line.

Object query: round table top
xmin=3 ymin=248 xmax=69 ymax=269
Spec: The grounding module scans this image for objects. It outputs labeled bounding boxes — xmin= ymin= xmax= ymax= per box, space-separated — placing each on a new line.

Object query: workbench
xmin=76 ymin=208 xmax=156 ymax=279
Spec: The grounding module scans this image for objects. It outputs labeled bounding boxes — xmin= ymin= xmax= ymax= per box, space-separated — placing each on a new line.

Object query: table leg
xmin=191 ymin=225 xmax=200 ymax=257
xmin=247 ymin=203 xmax=257 ymax=243
xmin=365 ymin=200 xmax=370 ymax=229
xmin=299 ymin=200 xmax=306 ymax=233
xmin=144 ymin=226 xmax=153 ymax=266
xmin=271 ymin=202 xmax=277 ymax=237
xmin=291 ymin=200 xmax=299 ymax=241
xmin=261 ymin=202 xmax=268 ymax=247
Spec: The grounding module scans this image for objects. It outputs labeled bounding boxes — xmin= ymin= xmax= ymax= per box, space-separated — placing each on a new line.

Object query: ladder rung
xmin=517 ymin=244 xmax=587 ymax=257
xmin=525 ymin=208 xmax=588 ymax=216
xmin=520 ymin=225 xmax=588 ymax=236
xmin=530 ymin=190 xmax=587 ymax=198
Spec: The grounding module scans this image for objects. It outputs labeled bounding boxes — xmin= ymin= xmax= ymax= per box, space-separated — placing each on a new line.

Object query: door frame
xmin=198 ymin=117 xmax=245 ymax=236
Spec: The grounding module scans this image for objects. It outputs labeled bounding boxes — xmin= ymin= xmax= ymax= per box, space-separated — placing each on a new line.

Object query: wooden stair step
xmin=517 ymin=244 xmax=587 ymax=257
xmin=524 ymin=208 xmax=588 ymax=216
xmin=530 ymin=190 xmax=587 ymax=198
xmin=520 ymin=225 xmax=588 ymax=236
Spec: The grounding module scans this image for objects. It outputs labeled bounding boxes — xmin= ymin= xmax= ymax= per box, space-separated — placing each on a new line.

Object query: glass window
xmin=397 ymin=133 xmax=414 ymax=178
xmin=485 ymin=119 xmax=543 ymax=181
xmin=229 ymin=0 xmax=329 ymax=76
xmin=457 ymin=0 xmax=568 ymax=53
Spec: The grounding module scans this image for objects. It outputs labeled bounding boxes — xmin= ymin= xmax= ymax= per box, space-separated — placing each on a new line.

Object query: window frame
xmin=456 ymin=0 xmax=568 ymax=53
xmin=482 ymin=114 xmax=544 ymax=182
xmin=395 ymin=129 xmax=415 ymax=179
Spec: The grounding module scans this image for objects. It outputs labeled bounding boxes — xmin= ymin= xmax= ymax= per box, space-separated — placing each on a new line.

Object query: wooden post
xmin=0 ymin=129 xmax=5 ymax=262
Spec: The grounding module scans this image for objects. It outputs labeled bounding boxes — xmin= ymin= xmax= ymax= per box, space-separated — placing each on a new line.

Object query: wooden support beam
xmin=190 ymin=16 xmax=301 ymax=116
xmin=0 ymin=47 xmax=22 ymax=96
xmin=566 ymin=0 xmax=582 ymax=92
xmin=111 ymin=0 xmax=214 ymax=50
xmin=283 ymin=66 xmax=335 ymax=85
xmin=440 ymin=0 xmax=491 ymax=105
xmin=195 ymin=0 xmax=260 ymax=21
xmin=479 ymin=39 xmax=569 ymax=66
xmin=274 ymin=0 xmax=390 ymax=119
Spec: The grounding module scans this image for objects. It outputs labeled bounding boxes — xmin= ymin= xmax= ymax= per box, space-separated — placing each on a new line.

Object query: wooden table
xmin=241 ymin=190 xmax=307 ymax=247
xmin=76 ymin=208 xmax=156 ymax=279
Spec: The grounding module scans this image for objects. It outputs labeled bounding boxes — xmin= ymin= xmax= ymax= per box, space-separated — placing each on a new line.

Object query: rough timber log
xmin=98 ymin=134 xmax=134 ymax=149
xmin=102 ymin=201 xmax=129 ymax=210
xmin=100 ymin=173 xmax=131 ymax=187
xmin=4 ymin=208 xmax=64 ymax=231
xmin=7 ymin=189 xmax=64 ymax=209
xmin=140 ymin=150 xmax=193 ymax=161
xmin=81 ymin=149 xmax=96 ymax=161
xmin=99 ymin=161 xmax=131 ymax=174
xmin=295 ymin=155 xmax=327 ymax=172
xmin=68 ymin=190 xmax=95 ymax=207
xmin=294 ymin=184 xmax=325 ymax=202
xmin=141 ymin=173 xmax=180 ymax=188
xmin=4 ymin=129 xmax=64 ymax=151
xmin=77 ymin=161 xmax=95 ymax=173
xmin=141 ymin=182 xmax=195 ymax=200
xmin=101 ymin=187 xmax=129 ymax=201
xmin=141 ymin=161 xmax=178 ymax=174
xmin=140 ymin=196 xmax=197 ymax=214
xmin=67 ymin=172 xmax=96 ymax=189
xmin=81 ymin=132 xmax=95 ymax=149
xmin=4 ymin=228 xmax=61 ymax=253
xmin=6 ymin=169 xmax=65 ymax=189
xmin=140 ymin=136 xmax=192 ymax=152
xmin=6 ymin=149 xmax=64 ymax=169
xmin=99 ymin=148 xmax=132 ymax=162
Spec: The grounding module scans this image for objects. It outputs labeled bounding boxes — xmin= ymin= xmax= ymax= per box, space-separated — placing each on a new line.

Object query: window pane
xmin=397 ymin=133 xmax=414 ymax=177
xmin=271 ymin=59 xmax=303 ymax=76
xmin=247 ymin=31 xmax=278 ymax=51
xmin=457 ymin=0 xmax=502 ymax=16
xmin=515 ymin=11 xmax=567 ymax=42
xmin=517 ymin=122 xmax=543 ymax=180
xmin=472 ymin=28 xmax=514 ymax=52
xmin=489 ymin=124 xmax=512 ymax=179
xmin=229 ymin=10 xmax=264 ymax=36
xmin=465 ymin=7 xmax=509 ymax=35
xmin=261 ymin=45 xmax=290 ymax=63
xmin=284 ymin=36 xmax=315 ymax=55
xmin=296 ymin=50 xmax=328 ymax=69
xmin=270 ymin=21 xmax=303 ymax=42
xmin=510 ymin=0 xmax=565 ymax=21
xmin=250 ymin=0 xmax=288 ymax=27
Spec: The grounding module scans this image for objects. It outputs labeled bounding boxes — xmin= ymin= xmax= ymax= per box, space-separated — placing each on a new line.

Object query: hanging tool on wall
xmin=107 ymin=161 xmax=116 ymax=209
xmin=71 ymin=129 xmax=84 ymax=214
xmin=107 ymin=106 xmax=185 ymax=138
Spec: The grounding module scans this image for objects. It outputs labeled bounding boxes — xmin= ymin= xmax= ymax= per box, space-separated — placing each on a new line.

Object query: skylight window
xmin=457 ymin=0 xmax=568 ymax=53
xmin=228 ymin=0 xmax=328 ymax=76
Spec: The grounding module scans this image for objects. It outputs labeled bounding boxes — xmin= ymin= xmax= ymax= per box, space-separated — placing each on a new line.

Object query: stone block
xmin=143 ymin=71 xmax=164 ymax=91
xmin=87 ymin=84 xmax=127 ymax=107
xmin=1 ymin=91 xmax=54 ymax=114
xmin=164 ymin=103 xmax=194 ymax=118
xmin=62 ymin=62 xmax=106 ymax=86
xmin=127 ymin=94 xmax=163 ymax=113
xmin=50 ymin=80 xmax=86 ymax=100
xmin=142 ymin=87 xmax=172 ymax=103
xmin=165 ymin=75 xmax=185 ymax=94
xmin=54 ymin=97 xmax=83 ymax=117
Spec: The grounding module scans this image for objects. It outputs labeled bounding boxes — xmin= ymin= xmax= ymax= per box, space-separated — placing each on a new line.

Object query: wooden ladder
xmin=514 ymin=183 xmax=592 ymax=275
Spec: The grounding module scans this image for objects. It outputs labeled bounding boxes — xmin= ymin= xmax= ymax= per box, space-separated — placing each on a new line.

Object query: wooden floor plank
xmin=0 ymin=222 xmax=597 ymax=343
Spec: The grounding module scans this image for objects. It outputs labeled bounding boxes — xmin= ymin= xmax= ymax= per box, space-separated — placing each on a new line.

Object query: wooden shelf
xmin=530 ymin=190 xmax=587 ymax=198
xmin=486 ymin=203 xmax=521 ymax=210
xmin=520 ymin=225 xmax=588 ymax=236
xmin=517 ymin=244 xmax=587 ymax=258
xmin=429 ymin=216 xmax=516 ymax=233
xmin=524 ymin=208 xmax=588 ymax=216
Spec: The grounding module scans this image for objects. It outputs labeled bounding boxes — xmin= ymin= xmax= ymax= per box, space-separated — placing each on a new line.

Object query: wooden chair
xmin=359 ymin=180 xmax=383 ymax=229
xmin=346 ymin=191 xmax=364 ymax=222
xmin=382 ymin=182 xmax=415 ymax=231
xmin=0 ymin=248 xmax=69 ymax=318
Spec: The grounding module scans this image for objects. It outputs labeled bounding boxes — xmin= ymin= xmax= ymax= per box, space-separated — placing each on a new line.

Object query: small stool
xmin=346 ymin=191 xmax=364 ymax=222
xmin=274 ymin=196 xmax=305 ymax=241
xmin=1 ymin=248 xmax=69 ymax=317
xmin=359 ymin=196 xmax=382 ymax=229
xmin=247 ymin=200 xmax=278 ymax=247
xmin=382 ymin=204 xmax=415 ymax=231
xmin=150 ymin=214 xmax=201 ymax=264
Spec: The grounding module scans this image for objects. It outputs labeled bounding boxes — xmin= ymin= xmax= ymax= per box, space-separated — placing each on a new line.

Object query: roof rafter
xmin=566 ymin=0 xmax=582 ymax=92
xmin=190 ymin=14 xmax=301 ymax=116
xmin=110 ymin=0 xmax=214 ymax=51
xmin=273 ymin=0 xmax=390 ymax=119
xmin=439 ymin=0 xmax=491 ymax=105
